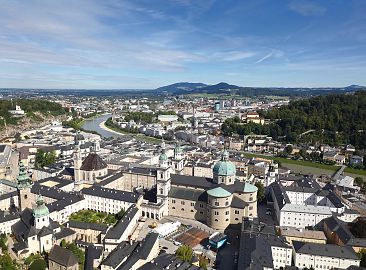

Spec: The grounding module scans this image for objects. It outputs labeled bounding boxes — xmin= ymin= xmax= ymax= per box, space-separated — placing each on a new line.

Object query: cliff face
xmin=0 ymin=113 xmax=67 ymax=140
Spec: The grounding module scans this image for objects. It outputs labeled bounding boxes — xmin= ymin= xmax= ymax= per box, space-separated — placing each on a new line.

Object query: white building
xmin=270 ymin=178 xmax=345 ymax=229
xmin=293 ymin=241 xmax=360 ymax=270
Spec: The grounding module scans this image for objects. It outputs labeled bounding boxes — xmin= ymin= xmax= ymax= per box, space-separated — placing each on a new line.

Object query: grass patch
xmin=239 ymin=152 xmax=339 ymax=171
xmin=69 ymin=210 xmax=117 ymax=225
xmin=344 ymin=167 xmax=366 ymax=176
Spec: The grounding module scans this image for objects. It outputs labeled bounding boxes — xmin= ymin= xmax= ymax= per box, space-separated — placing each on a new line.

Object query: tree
xmin=175 ymin=245 xmax=193 ymax=262
xmin=358 ymin=249 xmax=366 ymax=267
xmin=116 ymin=208 xmax=126 ymax=220
xmin=199 ymin=257 xmax=209 ymax=269
xmin=25 ymin=253 xmax=43 ymax=266
xmin=351 ymin=219 xmax=366 ymax=238
xmin=0 ymin=253 xmax=18 ymax=270
xmin=0 ymin=234 xmax=7 ymax=252
xmin=355 ymin=177 xmax=364 ymax=187
xmin=65 ymin=242 xmax=85 ymax=270
xmin=284 ymin=145 xmax=293 ymax=155
xmin=30 ymin=258 xmax=47 ymax=270
xmin=35 ymin=149 xmax=57 ymax=168
xmin=255 ymin=181 xmax=265 ymax=203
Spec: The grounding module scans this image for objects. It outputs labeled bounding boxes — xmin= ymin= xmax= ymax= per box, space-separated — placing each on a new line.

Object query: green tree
xmin=30 ymin=258 xmax=47 ymax=270
xmin=116 ymin=208 xmax=126 ymax=220
xmin=35 ymin=149 xmax=57 ymax=168
xmin=255 ymin=181 xmax=265 ymax=202
xmin=199 ymin=257 xmax=209 ymax=269
xmin=355 ymin=177 xmax=364 ymax=187
xmin=0 ymin=253 xmax=18 ymax=270
xmin=25 ymin=253 xmax=43 ymax=266
xmin=358 ymin=249 xmax=366 ymax=267
xmin=65 ymin=242 xmax=85 ymax=270
xmin=0 ymin=234 xmax=7 ymax=252
xmin=351 ymin=219 xmax=366 ymax=238
xmin=60 ymin=239 xmax=67 ymax=248
xmin=284 ymin=145 xmax=293 ymax=155
xmin=175 ymin=245 xmax=193 ymax=262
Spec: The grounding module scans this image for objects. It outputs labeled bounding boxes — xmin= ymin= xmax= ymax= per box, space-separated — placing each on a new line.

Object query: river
xmin=82 ymin=114 xmax=123 ymax=138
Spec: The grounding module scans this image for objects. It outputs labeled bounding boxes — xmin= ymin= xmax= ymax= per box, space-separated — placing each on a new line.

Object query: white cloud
xmin=289 ymin=1 xmax=326 ymax=16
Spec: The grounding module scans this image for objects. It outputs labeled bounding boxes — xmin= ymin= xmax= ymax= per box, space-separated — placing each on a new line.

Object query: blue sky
xmin=0 ymin=0 xmax=366 ymax=89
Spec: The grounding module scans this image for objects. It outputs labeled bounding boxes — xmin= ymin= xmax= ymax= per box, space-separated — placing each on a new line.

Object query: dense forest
xmin=222 ymin=91 xmax=366 ymax=149
xmin=0 ymin=99 xmax=67 ymax=126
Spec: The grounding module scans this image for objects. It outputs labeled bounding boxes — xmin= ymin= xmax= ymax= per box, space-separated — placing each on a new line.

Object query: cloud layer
xmin=0 ymin=0 xmax=365 ymax=88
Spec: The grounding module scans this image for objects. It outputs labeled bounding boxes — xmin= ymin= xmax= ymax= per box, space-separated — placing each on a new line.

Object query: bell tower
xmin=156 ymin=141 xmax=171 ymax=204
xmin=17 ymin=161 xmax=34 ymax=211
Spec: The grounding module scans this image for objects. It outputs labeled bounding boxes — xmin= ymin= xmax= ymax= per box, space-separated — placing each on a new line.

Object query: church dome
xmin=159 ymin=153 xmax=168 ymax=161
xmin=174 ymin=145 xmax=183 ymax=154
xmin=33 ymin=196 xmax=49 ymax=218
xmin=213 ymin=150 xmax=236 ymax=176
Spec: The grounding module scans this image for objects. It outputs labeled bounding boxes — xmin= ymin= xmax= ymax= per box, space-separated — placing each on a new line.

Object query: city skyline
xmin=1 ymin=0 xmax=366 ymax=89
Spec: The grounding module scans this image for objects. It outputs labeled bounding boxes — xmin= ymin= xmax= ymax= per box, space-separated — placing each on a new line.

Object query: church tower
xmin=172 ymin=144 xmax=184 ymax=173
xmin=17 ymin=161 xmax=34 ymax=211
xmin=73 ymin=144 xmax=82 ymax=184
xmin=156 ymin=141 xmax=171 ymax=205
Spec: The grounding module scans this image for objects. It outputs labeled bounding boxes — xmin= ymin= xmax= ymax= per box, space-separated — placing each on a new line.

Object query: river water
xmin=82 ymin=114 xmax=123 ymax=138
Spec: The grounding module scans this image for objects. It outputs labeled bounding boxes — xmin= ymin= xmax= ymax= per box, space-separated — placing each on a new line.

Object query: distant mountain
xmin=155 ymin=82 xmax=207 ymax=93
xmin=198 ymin=82 xmax=241 ymax=93
xmin=343 ymin=85 xmax=366 ymax=91
xmin=155 ymin=82 xmax=365 ymax=97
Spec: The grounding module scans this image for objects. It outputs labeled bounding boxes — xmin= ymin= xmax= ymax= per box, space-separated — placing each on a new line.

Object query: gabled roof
xmin=49 ymin=245 xmax=78 ymax=267
xmin=293 ymin=241 xmax=359 ymax=260
xmin=80 ymin=153 xmax=107 ymax=171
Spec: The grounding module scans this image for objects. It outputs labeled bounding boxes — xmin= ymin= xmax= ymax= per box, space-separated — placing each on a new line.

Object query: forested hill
xmin=222 ymin=91 xmax=366 ymax=149
xmin=0 ymin=99 xmax=67 ymax=126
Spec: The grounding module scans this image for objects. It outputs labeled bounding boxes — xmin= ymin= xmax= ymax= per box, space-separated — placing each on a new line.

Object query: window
xmin=191 ymin=202 xmax=195 ymax=206
xmin=181 ymin=201 xmax=185 ymax=205
xmin=225 ymin=211 xmax=229 ymax=215
xmin=235 ymin=210 xmax=239 ymax=215
xmin=172 ymin=199 xmax=176 ymax=203
xmin=215 ymin=211 xmax=219 ymax=215
xmin=214 ymin=202 xmax=219 ymax=206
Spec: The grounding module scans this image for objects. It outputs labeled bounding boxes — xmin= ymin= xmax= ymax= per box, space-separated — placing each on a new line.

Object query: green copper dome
xmin=174 ymin=145 xmax=183 ymax=154
xmin=207 ymin=187 xmax=232 ymax=198
xmin=33 ymin=196 xmax=49 ymax=218
xmin=159 ymin=153 xmax=168 ymax=161
xmin=213 ymin=150 xmax=236 ymax=176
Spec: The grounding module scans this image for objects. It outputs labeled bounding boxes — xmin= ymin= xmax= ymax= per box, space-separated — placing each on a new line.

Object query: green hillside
xmin=222 ymin=91 xmax=366 ymax=149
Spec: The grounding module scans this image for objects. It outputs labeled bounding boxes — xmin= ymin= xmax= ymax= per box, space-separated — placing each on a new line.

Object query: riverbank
xmin=99 ymin=120 xmax=127 ymax=135
xmin=100 ymin=119 xmax=162 ymax=144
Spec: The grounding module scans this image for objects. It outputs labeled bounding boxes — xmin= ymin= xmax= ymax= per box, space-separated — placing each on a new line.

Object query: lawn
xmin=69 ymin=210 xmax=117 ymax=225
xmin=240 ymin=152 xmax=339 ymax=171
xmin=239 ymin=151 xmax=366 ymax=179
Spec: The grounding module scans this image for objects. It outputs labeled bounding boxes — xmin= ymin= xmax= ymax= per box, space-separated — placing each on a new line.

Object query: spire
xmin=17 ymin=161 xmax=32 ymax=189
xmin=161 ymin=138 xmax=166 ymax=151
xmin=222 ymin=149 xmax=229 ymax=161
xmin=36 ymin=195 xmax=45 ymax=206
